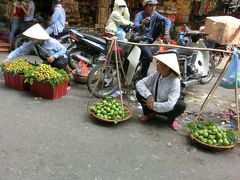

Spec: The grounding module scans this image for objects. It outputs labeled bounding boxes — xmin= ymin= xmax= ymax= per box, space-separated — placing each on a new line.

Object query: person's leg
xmin=139 ymin=46 xmax=152 ymax=78
xmin=8 ymin=19 xmax=19 ymax=44
xmin=159 ymin=99 xmax=186 ymax=130
xmin=151 ymin=20 xmax=165 ymax=41
xmin=51 ymin=56 xmax=68 ymax=70
xmin=136 ymin=91 xmax=154 ymax=118
xmin=163 ymin=99 xmax=186 ymax=124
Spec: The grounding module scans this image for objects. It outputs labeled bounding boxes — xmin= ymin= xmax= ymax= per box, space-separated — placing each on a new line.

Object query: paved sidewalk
xmin=0 ymin=52 xmax=239 ymax=180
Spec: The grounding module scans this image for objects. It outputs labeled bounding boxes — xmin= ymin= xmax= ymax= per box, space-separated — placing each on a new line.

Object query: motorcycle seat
xmin=81 ymin=33 xmax=107 ymax=45
xmin=172 ymin=48 xmax=194 ymax=57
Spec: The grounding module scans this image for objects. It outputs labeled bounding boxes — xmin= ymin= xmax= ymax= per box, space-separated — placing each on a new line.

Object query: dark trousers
xmin=136 ymin=91 xmax=186 ymax=124
xmin=43 ymin=56 xmax=68 ymax=70
xmin=139 ymin=21 xmax=166 ymax=78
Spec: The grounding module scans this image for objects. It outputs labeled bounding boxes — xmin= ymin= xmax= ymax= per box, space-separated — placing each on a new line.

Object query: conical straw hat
xmin=153 ymin=53 xmax=180 ymax=75
xmin=23 ymin=23 xmax=50 ymax=40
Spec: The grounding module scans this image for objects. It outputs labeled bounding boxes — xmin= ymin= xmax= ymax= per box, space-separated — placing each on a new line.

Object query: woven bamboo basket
xmin=88 ymin=101 xmax=132 ymax=123
xmin=72 ymin=69 xmax=97 ymax=84
xmin=190 ymin=133 xmax=236 ymax=150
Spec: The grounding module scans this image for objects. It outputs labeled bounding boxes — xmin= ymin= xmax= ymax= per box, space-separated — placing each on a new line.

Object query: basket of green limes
xmin=186 ymin=121 xmax=238 ymax=150
xmin=88 ymin=97 xmax=132 ymax=124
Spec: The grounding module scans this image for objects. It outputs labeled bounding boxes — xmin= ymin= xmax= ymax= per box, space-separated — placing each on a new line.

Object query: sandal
xmin=171 ymin=120 xmax=181 ymax=131
xmin=139 ymin=113 xmax=154 ymax=122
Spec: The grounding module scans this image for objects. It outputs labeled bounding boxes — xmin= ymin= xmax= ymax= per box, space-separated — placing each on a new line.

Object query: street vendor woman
xmin=136 ymin=53 xmax=186 ymax=131
xmin=2 ymin=23 xmax=68 ymax=70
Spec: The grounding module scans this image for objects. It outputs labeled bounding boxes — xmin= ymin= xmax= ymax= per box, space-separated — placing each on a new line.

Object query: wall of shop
xmin=0 ymin=0 xmax=211 ymax=34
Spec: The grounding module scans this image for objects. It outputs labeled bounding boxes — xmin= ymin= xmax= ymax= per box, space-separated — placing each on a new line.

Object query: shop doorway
xmin=34 ymin=0 xmax=53 ymax=20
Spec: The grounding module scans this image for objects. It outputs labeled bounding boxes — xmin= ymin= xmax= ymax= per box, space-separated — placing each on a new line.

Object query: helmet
xmin=114 ymin=0 xmax=127 ymax=7
xmin=54 ymin=0 xmax=61 ymax=4
xmin=142 ymin=0 xmax=158 ymax=7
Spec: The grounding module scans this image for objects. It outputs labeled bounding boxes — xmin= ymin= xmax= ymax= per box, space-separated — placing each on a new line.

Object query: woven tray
xmin=88 ymin=101 xmax=132 ymax=123
xmin=72 ymin=70 xmax=97 ymax=84
xmin=190 ymin=133 xmax=236 ymax=150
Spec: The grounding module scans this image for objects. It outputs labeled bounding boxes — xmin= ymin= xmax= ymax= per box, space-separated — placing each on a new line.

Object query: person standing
xmin=45 ymin=0 xmax=66 ymax=37
xmin=136 ymin=53 xmax=186 ymax=131
xmin=104 ymin=0 xmax=133 ymax=39
xmin=21 ymin=0 xmax=35 ymax=30
xmin=3 ymin=23 xmax=68 ymax=70
xmin=132 ymin=0 xmax=172 ymax=78
xmin=8 ymin=0 xmax=26 ymax=45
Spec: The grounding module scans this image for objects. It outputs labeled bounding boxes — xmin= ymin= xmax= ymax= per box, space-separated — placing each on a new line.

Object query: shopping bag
xmin=116 ymin=28 xmax=127 ymax=41
xmin=219 ymin=50 xmax=240 ymax=89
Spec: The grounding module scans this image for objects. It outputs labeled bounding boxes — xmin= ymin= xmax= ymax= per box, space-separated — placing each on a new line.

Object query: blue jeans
xmin=8 ymin=18 xmax=21 ymax=44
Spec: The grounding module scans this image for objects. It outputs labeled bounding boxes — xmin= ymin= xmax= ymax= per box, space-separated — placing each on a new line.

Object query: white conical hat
xmin=153 ymin=53 xmax=180 ymax=75
xmin=23 ymin=23 xmax=50 ymax=40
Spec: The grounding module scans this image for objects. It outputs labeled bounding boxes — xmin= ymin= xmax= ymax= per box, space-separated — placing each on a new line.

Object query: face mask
xmin=119 ymin=7 xmax=125 ymax=14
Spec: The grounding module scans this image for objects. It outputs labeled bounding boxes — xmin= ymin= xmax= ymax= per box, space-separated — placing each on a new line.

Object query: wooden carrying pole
xmin=198 ymin=55 xmax=233 ymax=114
xmin=235 ymin=56 xmax=240 ymax=137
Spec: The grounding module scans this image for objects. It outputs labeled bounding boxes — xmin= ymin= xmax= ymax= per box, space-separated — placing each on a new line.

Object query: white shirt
xmin=136 ymin=72 xmax=180 ymax=113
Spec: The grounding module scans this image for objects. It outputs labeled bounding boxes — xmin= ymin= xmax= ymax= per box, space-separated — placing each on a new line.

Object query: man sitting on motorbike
xmin=136 ymin=53 xmax=186 ymax=131
xmin=45 ymin=0 xmax=66 ymax=37
xmin=131 ymin=0 xmax=172 ymax=78
xmin=2 ymin=23 xmax=68 ymax=71
xmin=104 ymin=0 xmax=133 ymax=40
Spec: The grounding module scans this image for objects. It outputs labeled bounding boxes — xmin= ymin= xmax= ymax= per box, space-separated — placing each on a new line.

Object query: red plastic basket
xmin=3 ymin=72 xmax=30 ymax=91
xmin=30 ymin=80 xmax=68 ymax=99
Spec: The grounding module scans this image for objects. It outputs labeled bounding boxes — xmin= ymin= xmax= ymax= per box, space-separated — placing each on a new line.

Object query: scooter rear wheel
xmin=200 ymin=59 xmax=215 ymax=84
xmin=87 ymin=64 xmax=118 ymax=98
xmin=14 ymin=36 xmax=30 ymax=49
xmin=211 ymin=52 xmax=223 ymax=67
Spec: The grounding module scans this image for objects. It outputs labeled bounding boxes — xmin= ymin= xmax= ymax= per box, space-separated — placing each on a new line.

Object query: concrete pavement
xmin=0 ymin=52 xmax=239 ymax=180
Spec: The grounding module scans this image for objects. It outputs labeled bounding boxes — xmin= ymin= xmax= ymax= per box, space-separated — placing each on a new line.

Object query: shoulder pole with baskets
xmin=197 ymin=54 xmax=240 ymax=140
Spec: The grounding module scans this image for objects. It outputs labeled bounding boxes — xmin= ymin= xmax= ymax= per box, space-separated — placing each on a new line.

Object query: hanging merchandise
xmin=198 ymin=0 xmax=216 ymax=16
xmin=220 ymin=50 xmax=240 ymax=89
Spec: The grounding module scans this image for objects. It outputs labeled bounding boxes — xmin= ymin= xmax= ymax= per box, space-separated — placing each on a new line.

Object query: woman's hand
xmin=146 ymin=95 xmax=154 ymax=109
xmin=2 ymin=58 xmax=10 ymax=65
xmin=47 ymin=56 xmax=55 ymax=63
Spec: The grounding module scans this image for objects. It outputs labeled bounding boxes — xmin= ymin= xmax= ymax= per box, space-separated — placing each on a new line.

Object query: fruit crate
xmin=3 ymin=72 xmax=30 ymax=91
xmin=30 ymin=80 xmax=68 ymax=99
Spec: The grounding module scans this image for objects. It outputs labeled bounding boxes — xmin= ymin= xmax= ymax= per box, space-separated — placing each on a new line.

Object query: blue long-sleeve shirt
xmin=7 ymin=37 xmax=67 ymax=60
xmin=45 ymin=4 xmax=66 ymax=35
xmin=133 ymin=11 xmax=171 ymax=38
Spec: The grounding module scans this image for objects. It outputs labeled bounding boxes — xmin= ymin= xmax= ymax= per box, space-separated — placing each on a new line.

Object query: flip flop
xmin=139 ymin=114 xmax=152 ymax=122
xmin=171 ymin=120 xmax=181 ymax=131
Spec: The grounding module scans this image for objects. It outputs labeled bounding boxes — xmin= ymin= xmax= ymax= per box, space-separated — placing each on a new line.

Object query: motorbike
xmin=177 ymin=24 xmax=225 ymax=67
xmin=66 ymin=29 xmax=110 ymax=70
xmin=172 ymin=30 xmax=215 ymax=86
xmin=87 ymin=44 xmax=142 ymax=98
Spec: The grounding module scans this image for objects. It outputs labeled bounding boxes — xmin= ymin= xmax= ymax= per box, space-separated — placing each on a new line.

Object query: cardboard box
xmin=203 ymin=16 xmax=240 ymax=45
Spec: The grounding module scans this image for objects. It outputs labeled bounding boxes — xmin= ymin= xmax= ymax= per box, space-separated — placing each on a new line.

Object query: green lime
xmin=203 ymin=132 xmax=209 ymax=138
xmin=218 ymin=139 xmax=223 ymax=145
xmin=208 ymin=135 xmax=214 ymax=140
xmin=207 ymin=140 xmax=213 ymax=145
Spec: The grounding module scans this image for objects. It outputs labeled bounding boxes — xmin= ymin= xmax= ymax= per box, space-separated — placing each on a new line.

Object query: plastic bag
xmin=220 ymin=50 xmax=240 ymax=89
xmin=116 ymin=28 xmax=127 ymax=41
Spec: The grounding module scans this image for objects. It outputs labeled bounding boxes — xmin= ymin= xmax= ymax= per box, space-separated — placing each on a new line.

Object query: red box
xmin=30 ymin=80 xmax=68 ymax=99
xmin=3 ymin=72 xmax=30 ymax=91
